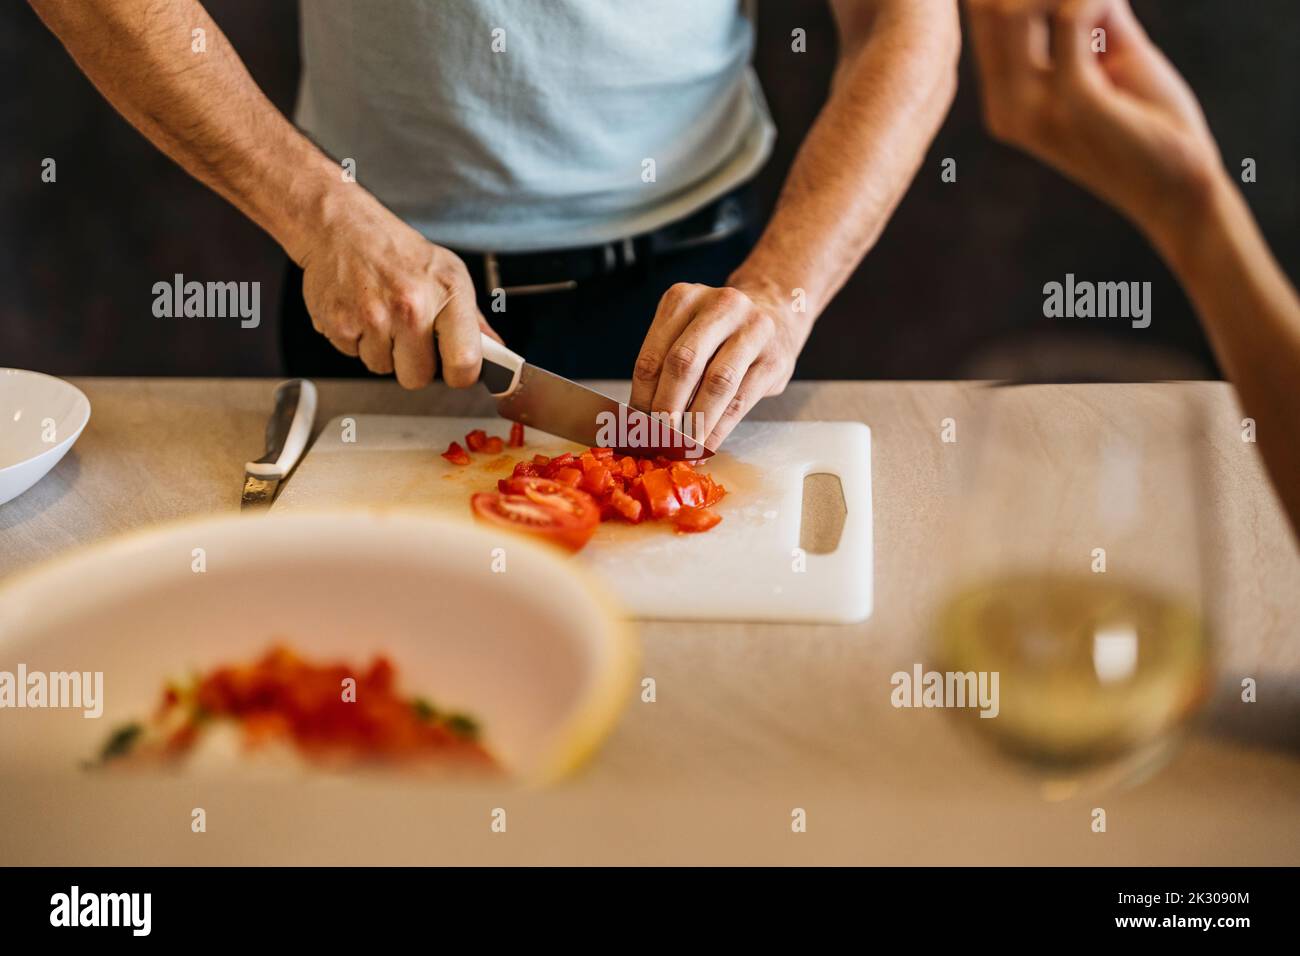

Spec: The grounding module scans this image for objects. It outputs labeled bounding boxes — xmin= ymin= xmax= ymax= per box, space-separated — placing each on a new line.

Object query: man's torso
xmin=296 ymin=0 xmax=775 ymax=252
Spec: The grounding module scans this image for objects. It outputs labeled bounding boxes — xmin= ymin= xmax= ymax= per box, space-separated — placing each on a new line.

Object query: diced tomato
xmin=466 ymin=447 xmax=724 ymax=544
xmin=553 ymin=467 xmax=583 ymax=487
xmin=509 ymin=422 xmax=526 ymax=448
xmin=700 ymin=474 xmax=727 ymax=506
xmin=673 ymin=507 xmax=721 ymax=534
xmin=465 ymin=429 xmax=488 ymax=452
xmin=471 ymin=478 xmax=600 ymax=552
xmin=580 ymin=465 xmax=615 ymax=497
xmin=641 ymin=468 xmax=681 ymax=518
xmin=484 ymin=436 xmax=504 ymax=454
xmin=442 ymin=441 xmax=471 ymax=466
xmin=608 ymin=488 xmax=643 ymax=523
xmin=669 ymin=462 xmax=706 ymax=508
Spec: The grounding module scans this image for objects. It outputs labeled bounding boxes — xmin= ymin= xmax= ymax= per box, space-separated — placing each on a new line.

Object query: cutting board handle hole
xmin=799 ymin=472 xmax=847 ymax=555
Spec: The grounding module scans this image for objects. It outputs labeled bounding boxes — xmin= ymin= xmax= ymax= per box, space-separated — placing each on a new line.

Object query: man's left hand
xmin=629 ymin=280 xmax=809 ymax=448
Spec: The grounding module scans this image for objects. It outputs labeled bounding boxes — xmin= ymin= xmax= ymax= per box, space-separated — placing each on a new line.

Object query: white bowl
xmin=0 ymin=510 xmax=637 ymax=784
xmin=0 ymin=368 xmax=91 ymax=506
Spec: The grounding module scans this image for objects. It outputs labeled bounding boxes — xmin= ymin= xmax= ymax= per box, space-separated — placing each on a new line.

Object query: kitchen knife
xmin=476 ymin=333 xmax=713 ymax=460
xmin=241 ymin=379 xmax=319 ymax=510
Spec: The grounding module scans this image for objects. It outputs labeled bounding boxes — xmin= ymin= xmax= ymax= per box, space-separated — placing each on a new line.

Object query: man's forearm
xmin=31 ymin=0 xmax=343 ymax=265
xmin=731 ymin=2 xmax=960 ymax=319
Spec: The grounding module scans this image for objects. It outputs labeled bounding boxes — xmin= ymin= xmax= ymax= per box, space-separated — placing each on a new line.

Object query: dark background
xmin=2 ymin=0 xmax=1296 ymax=380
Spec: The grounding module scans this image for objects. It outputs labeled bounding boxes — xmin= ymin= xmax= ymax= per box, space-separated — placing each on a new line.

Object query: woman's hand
xmin=966 ymin=0 xmax=1225 ymax=246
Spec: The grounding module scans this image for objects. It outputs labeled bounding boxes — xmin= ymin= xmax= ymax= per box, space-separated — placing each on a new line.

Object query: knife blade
xmin=476 ymin=334 xmax=713 ymax=461
xmin=241 ymin=379 xmax=319 ymax=510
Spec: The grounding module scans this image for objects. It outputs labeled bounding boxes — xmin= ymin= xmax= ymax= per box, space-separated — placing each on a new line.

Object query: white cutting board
xmin=273 ymin=416 xmax=872 ymax=623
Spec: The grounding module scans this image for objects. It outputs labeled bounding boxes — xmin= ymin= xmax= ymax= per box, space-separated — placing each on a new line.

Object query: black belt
xmin=456 ymin=191 xmax=748 ymax=297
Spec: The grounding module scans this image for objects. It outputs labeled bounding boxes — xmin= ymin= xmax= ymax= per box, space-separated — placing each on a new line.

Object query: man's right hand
xmin=297 ymin=193 xmax=498 ymax=390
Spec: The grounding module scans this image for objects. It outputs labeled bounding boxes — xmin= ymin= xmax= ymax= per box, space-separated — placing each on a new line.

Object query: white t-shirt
xmin=295 ymin=0 xmax=776 ymax=252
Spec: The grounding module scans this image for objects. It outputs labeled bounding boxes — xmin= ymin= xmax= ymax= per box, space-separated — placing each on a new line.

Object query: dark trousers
xmin=279 ymin=228 xmax=758 ymax=380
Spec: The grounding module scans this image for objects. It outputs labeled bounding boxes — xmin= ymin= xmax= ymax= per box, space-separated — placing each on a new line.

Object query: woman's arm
xmin=966 ymin=0 xmax=1300 ymax=535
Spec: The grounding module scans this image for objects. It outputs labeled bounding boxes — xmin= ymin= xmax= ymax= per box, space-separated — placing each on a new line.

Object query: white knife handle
xmin=478 ymin=332 xmax=525 ymax=396
xmin=245 ymin=379 xmax=318 ymax=480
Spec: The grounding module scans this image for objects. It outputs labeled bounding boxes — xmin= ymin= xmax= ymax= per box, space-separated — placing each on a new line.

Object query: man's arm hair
xmin=730 ymin=0 xmax=961 ymax=317
xmin=29 ymin=0 xmax=341 ymax=264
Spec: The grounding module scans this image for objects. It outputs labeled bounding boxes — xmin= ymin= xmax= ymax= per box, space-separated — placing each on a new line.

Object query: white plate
xmin=0 ymin=368 xmax=91 ymax=506
xmin=0 ymin=510 xmax=638 ymax=784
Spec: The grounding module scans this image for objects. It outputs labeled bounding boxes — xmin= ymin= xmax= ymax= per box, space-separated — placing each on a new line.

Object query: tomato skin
xmin=465 ymin=429 xmax=488 ymax=452
xmin=484 ymin=436 xmax=504 ymax=454
xmin=641 ymin=468 xmax=681 ymax=518
xmin=673 ymin=506 xmax=722 ymax=534
xmin=442 ymin=441 xmax=471 ymax=466
xmin=509 ymin=423 xmax=526 ymax=448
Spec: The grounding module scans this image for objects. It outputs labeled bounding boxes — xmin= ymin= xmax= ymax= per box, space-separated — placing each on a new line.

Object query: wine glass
xmin=931 ymin=383 xmax=1215 ymax=796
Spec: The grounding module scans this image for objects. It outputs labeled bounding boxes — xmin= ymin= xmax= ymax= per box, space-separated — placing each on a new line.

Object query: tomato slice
xmin=673 ymin=506 xmax=721 ymax=534
xmin=509 ymin=423 xmax=526 ymax=448
xmin=465 ymin=429 xmax=488 ymax=452
xmin=500 ymin=477 xmax=600 ymax=525
xmin=471 ymin=479 xmax=599 ymax=552
xmin=484 ymin=435 xmax=504 ymax=454
xmin=641 ymin=468 xmax=680 ymax=518
xmin=442 ymin=441 xmax=471 ymax=466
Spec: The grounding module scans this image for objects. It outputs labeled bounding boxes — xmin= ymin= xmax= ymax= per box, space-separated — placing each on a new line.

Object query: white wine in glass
xmin=932 ymin=385 xmax=1213 ymax=788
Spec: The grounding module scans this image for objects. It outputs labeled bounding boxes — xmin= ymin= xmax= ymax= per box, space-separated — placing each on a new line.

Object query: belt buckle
xmin=483 ymin=251 xmax=578 ymax=297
